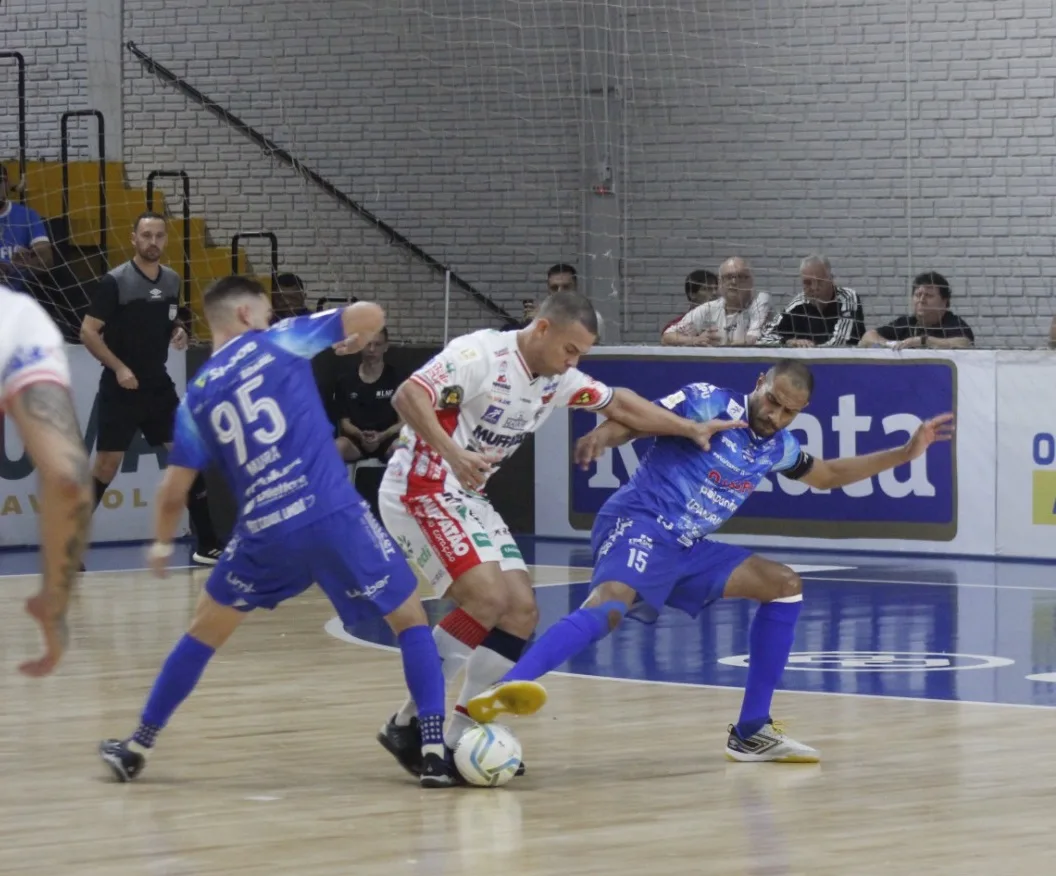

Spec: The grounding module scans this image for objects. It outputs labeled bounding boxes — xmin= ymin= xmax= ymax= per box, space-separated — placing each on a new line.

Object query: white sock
xmin=393 ymin=626 xmax=474 ymax=726
xmin=444 ymin=645 xmax=516 ymax=749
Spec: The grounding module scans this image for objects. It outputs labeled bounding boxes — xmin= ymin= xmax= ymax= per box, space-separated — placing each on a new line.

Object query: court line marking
xmin=325 ymin=619 xmax=1056 ymax=712
xmin=531 ymin=563 xmax=1056 ymax=593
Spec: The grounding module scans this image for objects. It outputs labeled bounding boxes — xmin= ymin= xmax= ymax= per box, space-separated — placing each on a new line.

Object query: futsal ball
xmin=454 ymin=724 xmax=523 ymax=787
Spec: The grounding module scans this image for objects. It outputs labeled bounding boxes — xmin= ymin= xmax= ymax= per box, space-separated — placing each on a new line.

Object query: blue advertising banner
xmin=569 ymin=356 xmax=957 ymax=540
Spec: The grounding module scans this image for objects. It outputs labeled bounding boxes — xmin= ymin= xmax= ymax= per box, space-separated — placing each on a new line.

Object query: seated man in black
xmin=335 ymin=327 xmax=403 ymax=463
xmin=860 ymin=271 xmax=974 ymax=349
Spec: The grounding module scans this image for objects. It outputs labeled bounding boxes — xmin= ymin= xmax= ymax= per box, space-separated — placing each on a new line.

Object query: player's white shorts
xmin=378 ymin=487 xmax=527 ymax=596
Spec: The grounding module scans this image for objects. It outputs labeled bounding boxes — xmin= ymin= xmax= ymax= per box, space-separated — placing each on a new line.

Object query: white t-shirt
xmin=0 ymin=284 xmax=70 ymax=412
xmin=384 ymin=329 xmax=613 ymax=495
xmin=663 ymin=293 xmax=772 ymax=346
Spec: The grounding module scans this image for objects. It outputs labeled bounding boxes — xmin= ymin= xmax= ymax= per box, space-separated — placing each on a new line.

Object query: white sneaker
xmin=725 ymin=721 xmax=820 ymax=763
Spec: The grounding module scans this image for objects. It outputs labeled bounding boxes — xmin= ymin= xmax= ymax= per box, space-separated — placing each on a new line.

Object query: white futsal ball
xmin=454 ymin=724 xmax=523 ymax=787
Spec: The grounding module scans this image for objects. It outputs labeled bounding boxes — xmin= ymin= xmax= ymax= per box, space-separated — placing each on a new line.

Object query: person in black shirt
xmin=335 ymin=327 xmax=404 ymax=462
xmin=79 ymin=212 xmax=221 ymax=565
xmin=272 ymin=272 xmax=311 ymax=320
xmin=860 ymin=271 xmax=974 ymax=350
xmin=759 ymin=254 xmax=865 ymax=347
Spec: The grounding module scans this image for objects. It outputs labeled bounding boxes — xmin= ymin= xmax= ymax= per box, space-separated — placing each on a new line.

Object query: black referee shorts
xmin=96 ymin=380 xmax=179 ymax=452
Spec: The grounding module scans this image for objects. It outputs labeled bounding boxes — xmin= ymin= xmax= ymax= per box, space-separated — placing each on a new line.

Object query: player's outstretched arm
xmin=574 ymin=419 xmax=640 ymax=469
xmin=7 ymin=382 xmax=93 ymax=677
xmin=149 ymin=466 xmax=200 ymax=578
xmin=799 ymin=413 xmax=954 ymax=490
xmin=332 ymin=302 xmax=386 ymax=355
xmin=600 ymin=388 xmax=746 ymax=451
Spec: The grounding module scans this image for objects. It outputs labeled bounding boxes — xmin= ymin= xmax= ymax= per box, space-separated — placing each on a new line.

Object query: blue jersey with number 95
xmin=169 ymin=310 xmax=356 ymax=538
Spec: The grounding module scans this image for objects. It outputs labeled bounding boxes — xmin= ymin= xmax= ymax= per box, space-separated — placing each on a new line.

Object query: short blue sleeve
xmin=27 ymin=207 xmax=48 ymax=245
xmin=268 ymin=309 xmax=346 ymax=359
xmin=654 ymin=382 xmax=723 ymax=421
xmin=167 ymin=397 xmax=212 ymax=471
xmin=770 ymin=430 xmax=804 ymax=473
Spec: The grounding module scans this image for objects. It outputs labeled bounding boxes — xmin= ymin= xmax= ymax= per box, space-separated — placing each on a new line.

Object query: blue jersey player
xmin=467 ymin=360 xmax=954 ymax=762
xmin=99 ymin=276 xmax=458 ymax=788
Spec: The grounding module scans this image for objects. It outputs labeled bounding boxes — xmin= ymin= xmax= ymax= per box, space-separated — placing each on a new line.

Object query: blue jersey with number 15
xmin=169 ymin=310 xmax=355 ymax=538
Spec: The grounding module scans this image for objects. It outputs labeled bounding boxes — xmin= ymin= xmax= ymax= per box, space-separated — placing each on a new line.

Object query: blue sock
xmin=397 ymin=625 xmax=445 ymax=752
xmin=503 ymin=602 xmax=625 ymax=683
xmin=132 ymin=634 xmax=216 ymax=748
xmin=736 ymin=599 xmax=802 ymax=739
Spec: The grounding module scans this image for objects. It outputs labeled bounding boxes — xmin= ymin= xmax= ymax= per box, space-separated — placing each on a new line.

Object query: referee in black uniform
xmin=79 ymin=211 xmax=221 ymax=565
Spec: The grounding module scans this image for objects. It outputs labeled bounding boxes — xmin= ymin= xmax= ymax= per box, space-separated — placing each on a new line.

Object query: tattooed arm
xmin=6 ymin=382 xmax=92 ymax=677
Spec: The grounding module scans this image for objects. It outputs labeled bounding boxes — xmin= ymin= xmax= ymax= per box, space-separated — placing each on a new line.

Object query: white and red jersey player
xmin=0 ymin=284 xmax=71 ymax=411
xmin=379 ymin=328 xmax=612 ymax=594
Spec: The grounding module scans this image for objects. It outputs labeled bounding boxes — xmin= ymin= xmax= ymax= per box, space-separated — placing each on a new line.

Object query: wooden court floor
xmin=0 ymin=564 xmax=1053 ymax=876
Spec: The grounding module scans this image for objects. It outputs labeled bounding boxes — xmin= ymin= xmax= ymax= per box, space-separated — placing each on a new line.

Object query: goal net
xmin=6 ymin=1 xmax=1051 ymax=347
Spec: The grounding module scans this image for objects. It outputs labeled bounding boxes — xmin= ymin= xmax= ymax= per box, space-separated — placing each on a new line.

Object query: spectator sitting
xmin=335 ymin=327 xmax=404 ymax=464
xmin=0 ymin=164 xmax=55 ymax=293
xmin=662 ymin=258 xmax=770 ymax=347
xmin=272 ymin=272 xmax=310 ymax=320
xmin=758 ymin=254 xmax=865 ymax=347
xmin=860 ymin=271 xmax=974 ymax=350
xmin=661 ymin=269 xmax=719 ymax=337
xmin=520 ymin=262 xmax=606 ymax=340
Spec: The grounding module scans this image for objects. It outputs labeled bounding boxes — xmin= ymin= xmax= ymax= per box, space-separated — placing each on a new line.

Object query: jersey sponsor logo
xmin=0 ymin=344 xmax=50 ymax=384
xmin=225 ymin=572 xmax=255 ymax=593
xmin=472 ymin=425 xmax=527 ymax=449
xmin=245 ymin=495 xmax=315 ymax=533
xmin=541 ymin=392 xmax=555 ymax=405
xmin=201 ymin=341 xmax=259 ymax=383
xmin=503 ymin=413 xmax=529 ymax=432
xmin=492 ymin=373 xmax=510 ymax=393
xmin=168 ymin=304 xmax=178 ymax=320
xmin=439 ymin=385 xmax=463 ymax=408
xmin=347 ymin=575 xmax=389 ymax=600
xmin=492 ymin=347 xmax=509 ymax=357
xmin=482 ymin=404 xmax=504 ymax=425
xmin=726 ymin=398 xmax=745 ymax=420
xmin=459 ymin=347 xmax=481 ymax=361
xmin=660 ymin=390 xmax=685 ymax=410
xmin=420 ymin=358 xmax=454 ymax=386
xmin=568 ymin=385 xmax=604 ymax=408
xmin=707 ymin=469 xmax=755 ymax=493
xmin=149 ymin=288 xmax=163 ymax=299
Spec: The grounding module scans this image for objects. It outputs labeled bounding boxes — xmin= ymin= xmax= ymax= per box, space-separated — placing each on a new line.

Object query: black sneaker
xmin=420 ymin=751 xmax=461 ymax=788
xmin=99 ymin=738 xmax=146 ymax=782
xmin=377 ymin=715 xmax=423 ymax=777
xmin=192 ymin=546 xmax=223 ymax=567
xmin=516 ymin=761 xmax=526 ymax=777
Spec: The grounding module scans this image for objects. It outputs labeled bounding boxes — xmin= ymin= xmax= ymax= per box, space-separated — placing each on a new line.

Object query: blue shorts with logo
xmin=206 ymin=502 xmax=417 ymax=624
xmin=590 ymin=513 xmax=752 ymax=622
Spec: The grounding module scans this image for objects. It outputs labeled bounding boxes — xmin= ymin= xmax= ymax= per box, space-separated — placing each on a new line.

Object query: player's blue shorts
xmin=206 ymin=501 xmax=417 ymax=624
xmin=590 ymin=513 xmax=752 ymax=622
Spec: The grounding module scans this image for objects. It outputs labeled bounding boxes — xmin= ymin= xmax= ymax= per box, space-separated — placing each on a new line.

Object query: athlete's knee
xmin=498 ymin=577 xmax=538 ymax=638
xmin=764 ymin=566 xmax=802 ymax=602
xmin=385 ymin=594 xmax=428 ymax=633
xmin=448 ymin=566 xmax=509 ymax=629
xmin=583 ymin=581 xmax=636 ymax=631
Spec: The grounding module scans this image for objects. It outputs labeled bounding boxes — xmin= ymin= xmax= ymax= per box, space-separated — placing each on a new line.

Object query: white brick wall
xmin=10 ymin=0 xmax=1056 ymax=344
xmin=122 ymin=0 xmax=583 ymax=342
xmin=2 ymin=0 xmax=90 ymax=159
xmin=623 ymin=0 xmax=1056 ymax=346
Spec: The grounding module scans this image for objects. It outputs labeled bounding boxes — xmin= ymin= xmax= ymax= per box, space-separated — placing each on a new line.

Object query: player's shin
xmin=129 ymin=634 xmax=216 ymax=755
xmin=735 ymin=594 xmax=803 ymax=738
xmin=394 ymin=608 xmax=485 ymax=726
xmin=503 ymin=600 xmax=626 ymax=683
xmin=395 ymin=625 xmax=447 ymax=759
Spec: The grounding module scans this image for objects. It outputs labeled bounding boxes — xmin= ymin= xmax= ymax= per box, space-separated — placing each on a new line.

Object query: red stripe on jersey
xmin=406 ymin=407 xmax=460 ymax=496
xmin=401 ymin=492 xmax=483 ymax=581
xmin=408 ymin=374 xmax=438 ymax=405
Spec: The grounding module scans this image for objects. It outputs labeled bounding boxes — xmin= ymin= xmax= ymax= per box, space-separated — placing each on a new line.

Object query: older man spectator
xmin=662 ymin=258 xmax=770 ymax=347
xmin=860 ymin=271 xmax=973 ymax=349
xmin=758 ymin=254 xmax=865 ymax=347
xmin=661 ymin=269 xmax=719 ymax=337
